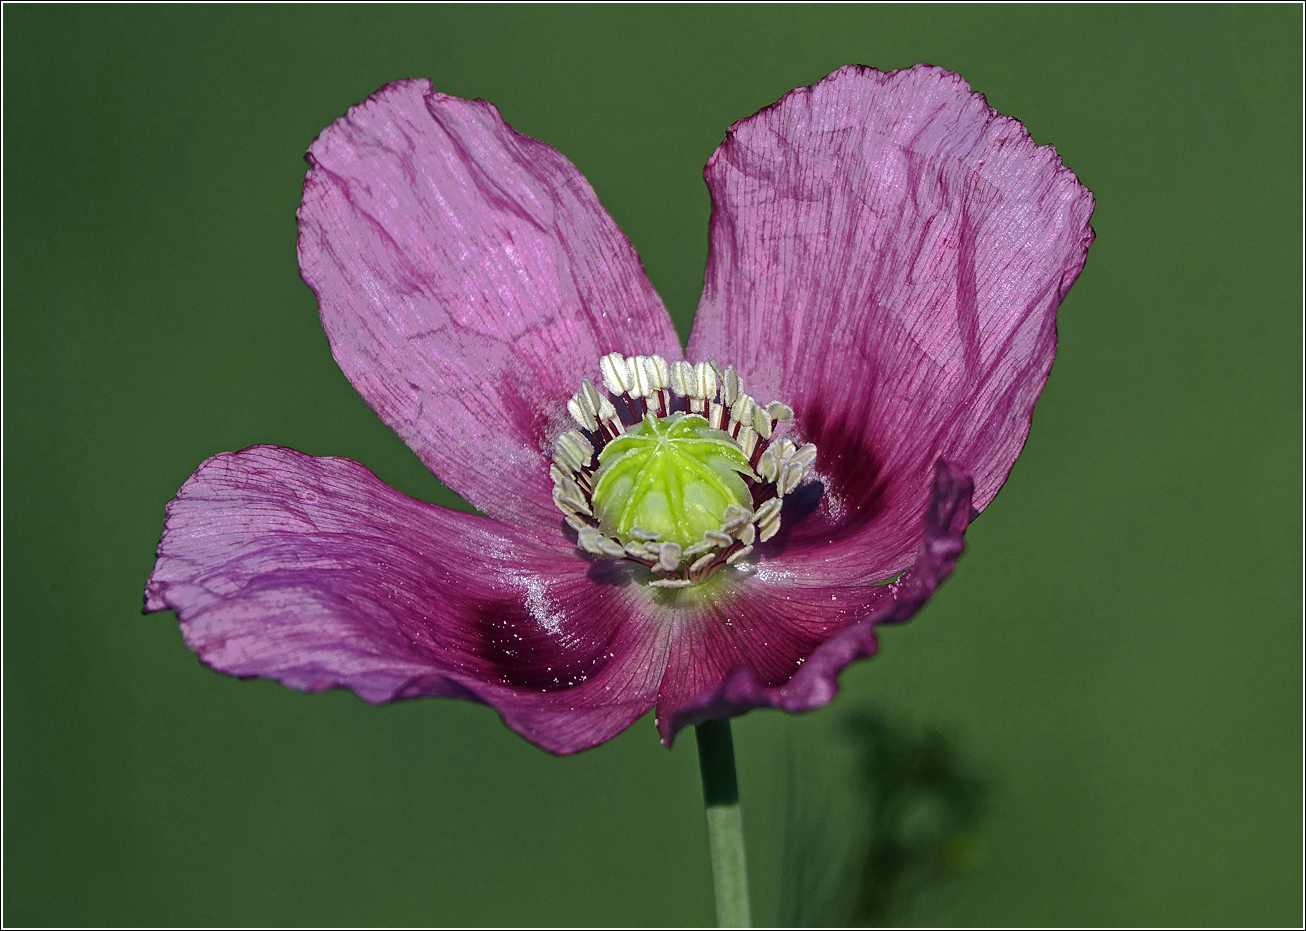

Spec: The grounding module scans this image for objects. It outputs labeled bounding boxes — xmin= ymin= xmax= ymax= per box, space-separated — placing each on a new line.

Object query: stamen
xmin=729 ymin=394 xmax=753 ymax=432
xmin=720 ymin=504 xmax=752 ymax=536
xmin=753 ymin=497 xmax=782 ymax=526
xmin=568 ymin=395 xmax=597 ymax=431
xmin=578 ymin=526 xmax=626 ymax=558
xmin=630 ymin=355 xmax=653 ymax=398
xmin=725 ymin=545 xmax=754 ymax=565
xmin=553 ymin=488 xmax=591 ymax=517
xmin=596 ymin=396 xmax=621 ymax=437
xmin=704 ymin=530 xmax=733 ymax=548
xmin=669 ymin=360 xmax=695 ymax=398
xmin=656 ymin=542 xmax=682 ymax=572
xmin=554 ymin=430 xmax=594 ymax=473
xmin=582 ymin=377 xmax=605 ymax=414
xmin=721 ymin=365 xmax=740 ymax=406
xmin=647 ymin=355 xmax=670 ymax=390
xmin=708 ymin=400 xmax=726 ymax=431
xmin=735 ymin=424 xmax=758 ymax=459
xmin=553 ymin=473 xmax=585 ymax=503
xmin=694 ymin=362 xmax=717 ymax=404
xmin=689 ymin=551 xmax=717 ymax=574
xmin=766 ymin=401 xmax=793 ymax=423
xmin=600 ymin=352 xmax=633 ymax=396
xmin=780 ymin=461 xmax=805 ymax=495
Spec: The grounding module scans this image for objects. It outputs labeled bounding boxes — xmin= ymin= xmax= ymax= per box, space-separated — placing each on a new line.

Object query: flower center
xmin=591 ymin=413 xmax=753 ymax=550
xmin=551 ymin=352 xmax=818 ymax=588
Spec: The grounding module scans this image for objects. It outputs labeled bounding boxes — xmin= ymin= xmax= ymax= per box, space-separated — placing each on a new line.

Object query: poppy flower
xmin=144 ymin=65 xmax=1094 ymax=755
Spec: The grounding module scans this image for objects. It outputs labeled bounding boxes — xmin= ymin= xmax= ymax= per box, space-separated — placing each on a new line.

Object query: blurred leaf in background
xmin=780 ymin=707 xmax=988 ymax=927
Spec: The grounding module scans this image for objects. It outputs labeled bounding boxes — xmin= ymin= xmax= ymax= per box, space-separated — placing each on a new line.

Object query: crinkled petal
xmin=688 ymin=64 xmax=1092 ymax=580
xmin=144 ymin=445 xmax=670 ymax=755
xmin=654 ymin=460 xmax=974 ymax=745
xmin=298 ymin=80 xmax=681 ymax=530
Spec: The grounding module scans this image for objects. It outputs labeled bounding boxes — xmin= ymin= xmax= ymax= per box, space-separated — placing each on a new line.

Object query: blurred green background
xmin=4 ymin=4 xmax=1300 ymax=927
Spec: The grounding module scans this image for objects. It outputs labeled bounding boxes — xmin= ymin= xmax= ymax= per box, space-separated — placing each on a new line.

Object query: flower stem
xmin=695 ymin=718 xmax=751 ymax=927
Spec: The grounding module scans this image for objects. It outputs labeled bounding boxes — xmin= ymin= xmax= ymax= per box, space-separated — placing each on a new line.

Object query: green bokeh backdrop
xmin=4 ymin=5 xmax=1300 ymax=927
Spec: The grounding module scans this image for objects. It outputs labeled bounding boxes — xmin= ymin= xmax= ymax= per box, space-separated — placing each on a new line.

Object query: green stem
xmin=695 ymin=718 xmax=751 ymax=927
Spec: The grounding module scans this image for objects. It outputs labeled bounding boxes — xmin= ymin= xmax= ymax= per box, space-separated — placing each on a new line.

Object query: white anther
xmin=682 ymin=541 xmax=713 ymax=558
xmin=595 ymin=395 xmax=618 ymax=425
xmin=753 ymin=497 xmax=783 ymax=525
xmin=597 ymin=535 xmax=627 ymax=558
xmin=757 ymin=448 xmax=779 ymax=482
xmin=669 ymin=360 xmax=695 ymax=396
xmin=725 ymin=545 xmax=754 ymax=565
xmin=722 ymin=504 xmax=749 ymax=522
xmin=704 ymin=530 xmax=733 ymax=548
xmin=563 ymin=428 xmax=591 ymax=456
xmin=629 ymin=355 xmax=653 ymax=397
xmin=693 ymin=362 xmax=717 ymax=400
xmin=656 ymin=542 xmax=682 ymax=572
xmin=721 ymin=366 xmax=740 ymax=406
xmin=758 ymin=514 xmax=782 ymax=542
xmin=774 ymin=441 xmax=800 ymax=473
xmin=708 ymin=401 xmax=726 ymax=430
xmin=549 ymin=463 xmax=568 ymax=484
xmin=737 ymin=523 xmax=757 ymax=546
xmin=553 ymin=488 xmax=592 ymax=517
xmin=567 ymin=395 xmax=597 ymax=430
xmin=735 ymin=425 xmax=758 ymax=459
xmin=582 ymin=377 xmax=604 ymax=410
xmin=729 ymin=393 xmax=753 ymax=428
xmin=751 ymin=405 xmax=773 ymax=439
xmin=553 ymin=448 xmax=580 ymax=474
xmin=780 ymin=460 xmax=806 ymax=495
xmin=637 ymin=355 xmax=668 ymax=397
xmin=555 ymin=430 xmax=593 ymax=472
xmin=649 ymin=578 xmax=694 ymax=589
xmin=792 ymin=443 xmax=818 ymax=470
xmin=577 ymin=526 xmax=606 ymax=554
xmin=766 ymin=401 xmax=793 ymax=422
xmin=720 ymin=515 xmax=747 ymax=535
xmin=689 ymin=551 xmax=717 ymax=573
xmin=554 ymin=474 xmax=584 ymax=502
xmin=647 ymin=355 xmax=671 ymax=389
xmin=625 ymin=540 xmax=652 ymax=559
xmin=629 ymin=526 xmax=660 ymax=541
xmin=720 ymin=505 xmax=752 ymax=535
xmin=600 ymin=352 xmax=633 ymax=395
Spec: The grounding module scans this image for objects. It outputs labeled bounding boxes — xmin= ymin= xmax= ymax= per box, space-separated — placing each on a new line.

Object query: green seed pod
xmin=591 ymin=413 xmax=754 ymax=550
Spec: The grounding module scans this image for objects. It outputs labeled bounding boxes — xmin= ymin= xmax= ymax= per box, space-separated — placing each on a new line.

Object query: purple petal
xmin=144 ymin=445 xmax=668 ymax=755
xmin=688 ymin=64 xmax=1093 ymax=581
xmin=298 ymin=80 xmax=681 ymax=530
xmin=654 ymin=460 xmax=974 ymax=746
